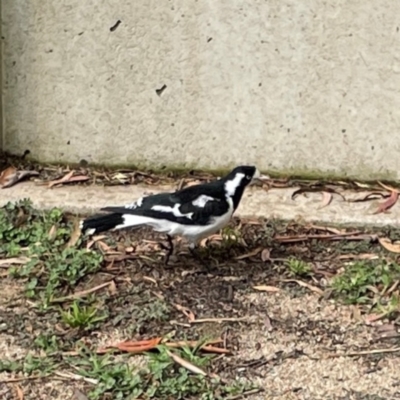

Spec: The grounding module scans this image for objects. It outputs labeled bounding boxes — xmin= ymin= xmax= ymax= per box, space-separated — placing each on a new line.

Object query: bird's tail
xmin=80 ymin=213 xmax=125 ymax=235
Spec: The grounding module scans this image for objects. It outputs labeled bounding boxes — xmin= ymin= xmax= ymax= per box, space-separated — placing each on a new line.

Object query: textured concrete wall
xmin=2 ymin=1 xmax=400 ymax=178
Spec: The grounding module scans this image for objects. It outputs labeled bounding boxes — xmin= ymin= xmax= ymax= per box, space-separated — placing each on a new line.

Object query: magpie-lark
xmin=80 ymin=165 xmax=262 ymax=263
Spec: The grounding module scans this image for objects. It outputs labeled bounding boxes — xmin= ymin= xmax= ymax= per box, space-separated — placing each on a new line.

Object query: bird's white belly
xmin=121 ymin=198 xmax=234 ymax=244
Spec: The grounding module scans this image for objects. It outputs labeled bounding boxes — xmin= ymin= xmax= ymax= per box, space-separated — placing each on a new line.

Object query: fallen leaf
xmin=235 ymin=247 xmax=262 ymax=260
xmin=253 ymin=285 xmax=280 ymax=293
xmin=373 ymin=191 xmax=399 ymax=214
xmin=354 ymin=181 xmax=374 ymax=189
xmin=51 ymin=281 xmax=113 ymax=303
xmin=351 ymin=305 xmax=362 ymax=321
xmin=292 ymin=187 xmax=345 ymax=201
xmin=0 ymin=257 xmax=31 ymax=268
xmin=108 ymin=280 xmax=117 ymax=295
xmin=378 ymin=237 xmax=400 ymax=253
xmin=310 ymin=225 xmax=345 ymax=235
xmin=112 ymin=173 xmax=130 ymax=183
xmin=14 ymin=384 xmax=24 ymax=400
xmin=365 ymin=313 xmax=387 ymax=324
xmin=174 ymin=304 xmax=196 ymax=322
xmin=0 ymin=167 xmax=39 ymax=189
xmin=264 ymin=314 xmax=273 ymax=331
xmin=260 ymin=248 xmax=271 ymax=262
xmin=348 ymin=192 xmax=389 ymax=203
xmin=66 ymin=220 xmax=82 ymax=248
xmin=166 ymin=349 xmax=208 ymax=376
xmin=48 ymin=225 xmax=58 ymax=241
xmin=280 ymin=279 xmax=324 ymax=295
xmin=337 ymin=253 xmax=378 ymax=260
xmin=105 ymin=338 xmax=162 ymax=353
xmin=319 ymin=191 xmax=333 ymax=208
xmin=377 ymin=181 xmax=400 ymax=193
xmin=48 ymin=171 xmax=89 ymax=188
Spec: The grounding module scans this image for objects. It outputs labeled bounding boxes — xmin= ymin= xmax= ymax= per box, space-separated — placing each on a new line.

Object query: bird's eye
xmin=246 ymin=175 xmax=252 ymax=180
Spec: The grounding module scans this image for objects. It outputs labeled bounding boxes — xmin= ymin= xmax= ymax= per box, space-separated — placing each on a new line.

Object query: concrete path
xmin=0 ymin=181 xmax=399 ymax=226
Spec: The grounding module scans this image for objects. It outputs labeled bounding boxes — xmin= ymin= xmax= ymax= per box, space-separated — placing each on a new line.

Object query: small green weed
xmin=70 ymin=344 xmax=255 ymax=400
xmin=0 ymin=354 xmax=58 ymax=375
xmin=34 ymin=333 xmax=60 ymax=353
xmin=1 ymin=200 xmax=103 ymax=304
xmin=331 ymin=260 xmax=400 ymax=304
xmin=285 ymin=257 xmax=312 ymax=277
xmin=61 ymin=301 xmax=108 ymax=329
xmin=221 ymin=226 xmax=241 ymax=248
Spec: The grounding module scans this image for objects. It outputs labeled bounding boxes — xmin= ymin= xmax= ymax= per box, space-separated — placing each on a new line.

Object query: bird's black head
xmin=222 ymin=165 xmax=261 ymax=210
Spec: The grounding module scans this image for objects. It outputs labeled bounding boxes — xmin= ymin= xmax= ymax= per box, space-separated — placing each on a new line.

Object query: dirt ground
xmin=1 ymin=218 xmax=400 ymax=400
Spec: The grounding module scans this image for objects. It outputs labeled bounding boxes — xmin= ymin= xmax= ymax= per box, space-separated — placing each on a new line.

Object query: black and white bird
xmin=80 ymin=165 xmax=262 ymax=262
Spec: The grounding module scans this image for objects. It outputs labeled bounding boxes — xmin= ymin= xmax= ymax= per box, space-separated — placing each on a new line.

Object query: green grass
xmin=0 ymin=199 xmax=255 ymax=399
xmin=1 ymin=199 xmax=102 ymax=305
xmin=61 ymin=300 xmax=108 ymax=329
xmin=285 ymin=257 xmax=313 ymax=277
xmin=331 ymin=260 xmax=400 ymax=305
xmin=70 ymin=344 xmax=254 ymax=400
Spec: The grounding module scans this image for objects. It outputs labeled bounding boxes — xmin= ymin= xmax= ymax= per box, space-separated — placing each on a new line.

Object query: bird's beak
xmin=250 ymin=169 xmax=270 ymax=186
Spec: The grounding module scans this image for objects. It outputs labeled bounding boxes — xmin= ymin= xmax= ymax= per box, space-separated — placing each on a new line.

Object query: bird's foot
xmin=189 ymin=243 xmax=211 ymax=271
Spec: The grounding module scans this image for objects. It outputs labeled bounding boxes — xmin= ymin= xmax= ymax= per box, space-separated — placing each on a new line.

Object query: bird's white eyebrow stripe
xmin=152 ymin=204 xmax=193 ymax=219
xmin=192 ymin=195 xmax=215 ymax=208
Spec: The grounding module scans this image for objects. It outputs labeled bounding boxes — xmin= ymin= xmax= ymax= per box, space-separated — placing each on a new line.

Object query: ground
xmin=1 ymin=201 xmax=400 ymax=399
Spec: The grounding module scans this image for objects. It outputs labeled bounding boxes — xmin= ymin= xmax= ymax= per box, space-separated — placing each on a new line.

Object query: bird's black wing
xmin=168 ymin=180 xmax=225 ymax=204
xmin=100 ymin=185 xmax=229 ymax=226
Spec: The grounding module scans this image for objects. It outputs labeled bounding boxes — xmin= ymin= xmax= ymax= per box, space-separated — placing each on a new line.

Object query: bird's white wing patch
xmin=152 ymin=204 xmax=193 ymax=219
xmin=125 ymin=197 xmax=143 ymax=209
xmin=192 ymin=195 xmax=215 ymax=208
xmin=224 ymin=173 xmax=245 ymax=196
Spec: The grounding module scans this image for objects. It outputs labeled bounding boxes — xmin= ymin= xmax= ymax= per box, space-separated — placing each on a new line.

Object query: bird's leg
xmin=164 ymin=234 xmax=174 ymax=265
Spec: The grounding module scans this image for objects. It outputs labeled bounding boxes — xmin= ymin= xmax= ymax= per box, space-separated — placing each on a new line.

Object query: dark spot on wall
xmin=259 ymin=82 xmax=262 ymax=87
xmin=45 ymin=49 xmax=53 ymax=53
xmin=110 ymin=20 xmax=121 ymax=32
xmin=287 ymin=128 xmax=290 ymax=133
xmin=67 ymin=141 xmax=70 ymax=145
xmin=156 ymin=84 xmax=167 ymax=96
xmin=79 ymin=159 xmax=89 ymax=167
xmin=78 ymin=32 xmax=84 ymax=36
xmin=12 ymin=61 xmax=16 ymax=66
xmin=371 ymin=146 xmax=374 ymax=150
xmin=22 ymin=150 xmax=30 ymax=159
xmin=342 ymin=129 xmax=346 ymax=133
xmin=397 ymin=27 xmax=399 ymax=32
xmin=171 ymin=123 xmax=175 ymax=126
xmin=207 ymin=37 xmax=213 ymax=43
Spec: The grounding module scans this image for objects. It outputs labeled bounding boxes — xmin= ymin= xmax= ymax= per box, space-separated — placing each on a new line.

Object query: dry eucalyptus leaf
xmin=0 ymin=166 xmax=39 ymax=188
xmin=253 ymin=285 xmax=280 ymax=293
xmin=378 ymin=237 xmax=400 ymax=253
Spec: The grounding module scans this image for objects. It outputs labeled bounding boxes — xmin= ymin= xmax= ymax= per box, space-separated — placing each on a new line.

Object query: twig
xmin=226 ymin=388 xmax=264 ymax=400
xmin=279 ymin=279 xmax=323 ymax=295
xmin=166 ymin=349 xmax=207 ymax=376
xmin=50 ymin=281 xmax=112 ymax=303
xmin=190 ymin=317 xmax=248 ymax=324
xmin=54 ymin=371 xmax=98 ymax=385
xmin=327 ymin=347 xmax=400 ymax=358
xmin=274 ymin=233 xmax=376 ymax=243
xmin=0 ymin=375 xmax=50 ymax=383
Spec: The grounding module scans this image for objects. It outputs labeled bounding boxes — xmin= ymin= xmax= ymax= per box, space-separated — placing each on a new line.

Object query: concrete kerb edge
xmin=0 ymin=181 xmax=399 ymax=228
